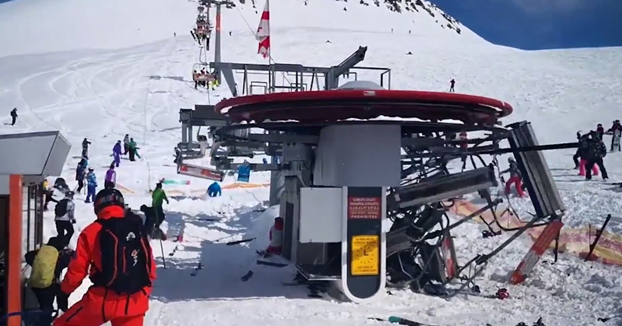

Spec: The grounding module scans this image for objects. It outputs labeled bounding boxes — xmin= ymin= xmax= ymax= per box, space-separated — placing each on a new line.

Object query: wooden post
xmin=7 ymin=175 xmax=22 ymax=326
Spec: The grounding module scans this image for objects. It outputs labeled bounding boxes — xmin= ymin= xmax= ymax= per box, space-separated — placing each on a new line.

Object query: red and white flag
xmin=256 ymin=0 xmax=270 ymax=59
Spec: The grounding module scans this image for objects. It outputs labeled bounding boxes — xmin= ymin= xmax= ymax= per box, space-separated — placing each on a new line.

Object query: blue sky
xmin=1 ymin=0 xmax=621 ymax=50
xmin=433 ymin=0 xmax=622 ymax=50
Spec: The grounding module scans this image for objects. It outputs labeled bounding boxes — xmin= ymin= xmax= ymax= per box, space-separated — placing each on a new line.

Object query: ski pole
xmin=159 ymin=237 xmax=167 ymax=269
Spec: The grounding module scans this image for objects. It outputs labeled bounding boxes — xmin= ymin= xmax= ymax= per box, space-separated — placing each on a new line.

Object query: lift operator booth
xmin=0 ymin=131 xmax=70 ymax=326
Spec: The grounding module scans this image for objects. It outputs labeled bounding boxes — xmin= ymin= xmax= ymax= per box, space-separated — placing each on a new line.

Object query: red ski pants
xmin=53 ymin=288 xmax=148 ymax=326
xmin=504 ymin=176 xmax=525 ymax=197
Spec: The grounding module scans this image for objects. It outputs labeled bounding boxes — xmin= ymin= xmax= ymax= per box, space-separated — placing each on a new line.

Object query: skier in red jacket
xmin=54 ymin=188 xmax=157 ymax=326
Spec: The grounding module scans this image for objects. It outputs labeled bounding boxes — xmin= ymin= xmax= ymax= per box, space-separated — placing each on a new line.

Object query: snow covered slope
xmin=1 ymin=0 xmax=622 ymax=325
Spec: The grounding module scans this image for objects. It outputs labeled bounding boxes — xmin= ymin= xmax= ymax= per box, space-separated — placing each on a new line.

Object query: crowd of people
xmin=28 ymin=134 xmax=172 ymax=326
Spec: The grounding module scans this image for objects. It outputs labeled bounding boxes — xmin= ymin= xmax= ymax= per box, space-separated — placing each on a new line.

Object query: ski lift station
xmin=0 ymin=131 xmax=70 ymax=325
xmin=177 ymin=44 xmax=572 ymax=302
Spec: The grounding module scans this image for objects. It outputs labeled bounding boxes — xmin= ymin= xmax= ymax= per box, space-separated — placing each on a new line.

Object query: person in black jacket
xmin=584 ymin=131 xmax=609 ymax=181
xmin=573 ymin=131 xmax=589 ymax=169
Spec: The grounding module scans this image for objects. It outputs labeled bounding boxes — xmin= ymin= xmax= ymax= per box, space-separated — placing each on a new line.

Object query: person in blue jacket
xmin=85 ymin=168 xmax=97 ymax=203
xmin=112 ymin=140 xmax=122 ymax=167
xmin=207 ymin=182 xmax=221 ymax=197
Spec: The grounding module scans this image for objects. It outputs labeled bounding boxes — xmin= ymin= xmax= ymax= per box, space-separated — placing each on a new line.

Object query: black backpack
xmin=92 ymin=217 xmax=152 ymax=295
xmin=55 ymin=199 xmax=68 ymax=217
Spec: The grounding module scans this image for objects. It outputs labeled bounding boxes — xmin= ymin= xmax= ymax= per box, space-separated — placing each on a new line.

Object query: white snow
xmin=2 ymin=0 xmax=622 ymax=325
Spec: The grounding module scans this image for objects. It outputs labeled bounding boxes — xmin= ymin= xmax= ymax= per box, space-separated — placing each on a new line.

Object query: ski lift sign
xmin=346 ymin=187 xmax=383 ymax=278
xmin=351 ymin=235 xmax=379 ymax=276
xmin=348 ymin=197 xmax=381 ymax=220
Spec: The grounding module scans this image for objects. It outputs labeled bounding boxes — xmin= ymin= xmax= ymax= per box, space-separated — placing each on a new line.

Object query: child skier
xmin=112 ymin=140 xmax=122 ymax=167
xmin=85 ymin=168 xmax=97 ymax=203
xmin=25 ymin=236 xmax=74 ymax=326
xmin=105 ymin=164 xmax=116 ymax=189
xmin=503 ymin=157 xmax=525 ymax=197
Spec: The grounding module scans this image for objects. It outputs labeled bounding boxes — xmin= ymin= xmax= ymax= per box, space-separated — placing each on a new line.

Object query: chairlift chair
xmin=192 ymin=63 xmax=216 ymax=83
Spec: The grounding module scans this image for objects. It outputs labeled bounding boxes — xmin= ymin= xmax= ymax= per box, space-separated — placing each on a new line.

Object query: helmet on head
xmin=508 ymin=157 xmax=515 ymax=163
xmin=65 ymin=191 xmax=74 ymax=199
xmin=93 ymin=188 xmax=125 ymax=216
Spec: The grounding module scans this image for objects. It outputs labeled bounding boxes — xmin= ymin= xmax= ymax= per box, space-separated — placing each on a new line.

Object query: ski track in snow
xmin=1 ymin=0 xmax=622 ymax=325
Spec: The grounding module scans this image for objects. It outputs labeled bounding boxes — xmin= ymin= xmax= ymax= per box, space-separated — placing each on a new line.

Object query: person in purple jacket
xmin=112 ymin=140 xmax=122 ymax=167
xmin=104 ymin=164 xmax=116 ymax=189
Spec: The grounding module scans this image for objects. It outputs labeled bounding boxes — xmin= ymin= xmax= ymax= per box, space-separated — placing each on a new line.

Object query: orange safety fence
xmin=449 ymin=200 xmax=622 ymax=267
xmin=163 ymin=182 xmax=270 ymax=196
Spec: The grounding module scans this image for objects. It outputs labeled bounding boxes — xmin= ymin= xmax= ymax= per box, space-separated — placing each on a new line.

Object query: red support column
xmin=7 ymin=175 xmax=22 ymax=326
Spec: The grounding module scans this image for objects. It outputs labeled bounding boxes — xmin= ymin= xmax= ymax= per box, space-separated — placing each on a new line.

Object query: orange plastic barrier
xmin=449 ymin=200 xmax=622 ymax=267
xmin=164 ymin=182 xmax=270 ymax=196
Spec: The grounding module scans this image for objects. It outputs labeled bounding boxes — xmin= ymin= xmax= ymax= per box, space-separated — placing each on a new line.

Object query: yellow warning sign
xmin=351 ymin=235 xmax=380 ymax=276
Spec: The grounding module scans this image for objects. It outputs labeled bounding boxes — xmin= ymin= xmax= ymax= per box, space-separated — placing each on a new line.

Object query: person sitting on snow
xmin=502 ymin=157 xmax=525 ymax=198
xmin=207 ymin=182 xmax=222 ymax=197
xmin=261 ymin=217 xmax=283 ymax=257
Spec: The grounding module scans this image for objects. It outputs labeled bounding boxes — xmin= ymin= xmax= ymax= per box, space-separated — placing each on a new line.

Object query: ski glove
xmin=57 ymin=291 xmax=70 ymax=312
xmin=71 ymin=219 xmax=76 ymax=224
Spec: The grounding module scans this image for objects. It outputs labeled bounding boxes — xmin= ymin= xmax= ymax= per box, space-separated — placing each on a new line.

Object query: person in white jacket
xmin=54 ymin=191 xmax=76 ymax=245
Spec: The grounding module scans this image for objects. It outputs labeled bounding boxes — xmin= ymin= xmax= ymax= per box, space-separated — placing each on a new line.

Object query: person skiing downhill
xmin=449 ymin=79 xmax=455 ymax=93
xmin=53 ymin=188 xmax=156 ymax=326
xmin=585 ymin=131 xmax=609 ymax=181
xmin=104 ymin=164 xmax=116 ymax=189
xmin=112 ymin=140 xmax=122 ymax=167
xmin=85 ymin=168 xmax=97 ymax=203
xmin=502 ymin=157 xmax=525 ymax=197
xmin=81 ymin=138 xmax=91 ymax=159
xmin=10 ymin=108 xmax=17 ymax=126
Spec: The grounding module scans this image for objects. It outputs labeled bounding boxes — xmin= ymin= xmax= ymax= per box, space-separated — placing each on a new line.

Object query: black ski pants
xmin=11 ymin=116 xmax=16 ymax=125
xmin=55 ymin=220 xmax=74 ymax=245
xmin=129 ymin=148 xmax=136 ymax=161
xmin=32 ymin=283 xmax=59 ymax=326
xmin=586 ymin=158 xmax=608 ymax=180
xmin=154 ymin=205 xmax=165 ymax=228
xmin=76 ymin=178 xmax=84 ymax=193
xmin=104 ymin=180 xmax=115 ymax=189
